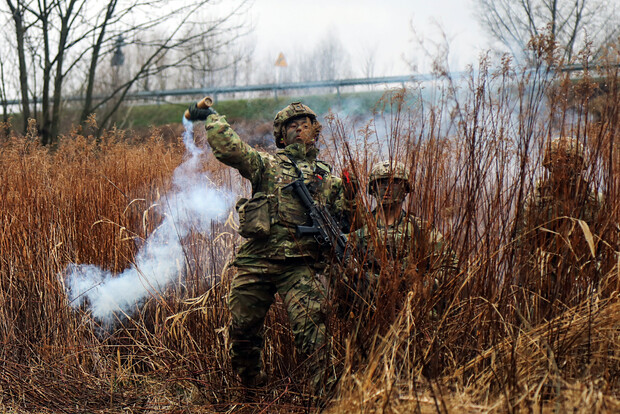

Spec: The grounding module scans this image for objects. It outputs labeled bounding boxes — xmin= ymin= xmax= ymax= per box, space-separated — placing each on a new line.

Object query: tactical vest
xmin=252 ymin=150 xmax=334 ymax=230
xmin=357 ymin=212 xmax=426 ymax=267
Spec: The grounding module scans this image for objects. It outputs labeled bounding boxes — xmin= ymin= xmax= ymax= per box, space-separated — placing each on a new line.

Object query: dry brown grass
xmin=322 ymin=43 xmax=620 ymax=414
xmin=1 ymin=42 xmax=619 ymax=413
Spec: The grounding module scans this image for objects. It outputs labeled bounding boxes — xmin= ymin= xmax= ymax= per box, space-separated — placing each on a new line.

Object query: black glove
xmin=186 ymin=102 xmax=217 ymax=121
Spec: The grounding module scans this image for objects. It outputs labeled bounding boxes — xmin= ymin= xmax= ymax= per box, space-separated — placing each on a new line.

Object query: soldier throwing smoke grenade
xmin=186 ymin=100 xmax=358 ymax=392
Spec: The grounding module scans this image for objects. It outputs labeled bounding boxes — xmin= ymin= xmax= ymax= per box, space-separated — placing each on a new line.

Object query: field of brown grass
xmin=1 ymin=47 xmax=619 ymax=413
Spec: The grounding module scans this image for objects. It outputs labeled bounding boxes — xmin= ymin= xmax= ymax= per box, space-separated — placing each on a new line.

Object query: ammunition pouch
xmin=236 ymin=192 xmax=274 ymax=239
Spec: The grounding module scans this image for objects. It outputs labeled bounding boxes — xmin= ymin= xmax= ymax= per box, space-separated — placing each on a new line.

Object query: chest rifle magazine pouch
xmin=236 ymin=192 xmax=273 ymax=239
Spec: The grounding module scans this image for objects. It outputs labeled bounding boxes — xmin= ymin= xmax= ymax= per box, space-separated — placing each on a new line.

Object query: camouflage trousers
xmin=228 ymin=256 xmax=329 ymax=386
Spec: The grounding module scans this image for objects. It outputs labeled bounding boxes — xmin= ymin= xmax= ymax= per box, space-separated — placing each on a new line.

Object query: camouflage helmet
xmin=543 ymin=136 xmax=586 ymax=172
xmin=273 ymin=102 xmax=318 ymax=148
xmin=368 ymin=160 xmax=411 ymax=195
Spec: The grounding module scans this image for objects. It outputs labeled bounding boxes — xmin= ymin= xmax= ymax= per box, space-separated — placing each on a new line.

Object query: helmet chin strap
xmin=376 ymin=199 xmax=405 ymax=226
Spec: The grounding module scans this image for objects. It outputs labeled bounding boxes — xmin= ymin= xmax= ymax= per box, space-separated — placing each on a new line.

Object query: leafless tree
xmin=314 ymin=33 xmax=351 ymax=81
xmin=130 ymin=5 xmax=255 ymax=98
xmin=4 ymin=0 xmax=30 ymax=132
xmin=0 ymin=64 xmax=8 ymax=123
xmin=360 ymin=42 xmax=378 ymax=79
xmin=1 ymin=0 xmax=251 ymax=144
xmin=475 ymin=0 xmax=620 ymax=63
xmin=291 ymin=31 xmax=351 ymax=83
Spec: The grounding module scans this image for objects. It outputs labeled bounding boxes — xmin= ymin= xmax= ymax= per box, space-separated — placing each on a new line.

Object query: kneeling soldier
xmin=348 ymin=160 xmax=458 ymax=315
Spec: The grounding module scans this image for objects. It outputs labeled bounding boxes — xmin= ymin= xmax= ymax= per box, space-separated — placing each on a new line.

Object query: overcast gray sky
xmin=249 ymin=0 xmax=491 ymax=77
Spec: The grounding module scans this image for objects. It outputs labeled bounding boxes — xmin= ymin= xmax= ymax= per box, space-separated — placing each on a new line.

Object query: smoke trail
xmin=64 ymin=118 xmax=233 ymax=325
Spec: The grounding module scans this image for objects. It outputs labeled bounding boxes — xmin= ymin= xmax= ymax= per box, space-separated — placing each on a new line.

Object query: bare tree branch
xmin=476 ymin=0 xmax=620 ymax=64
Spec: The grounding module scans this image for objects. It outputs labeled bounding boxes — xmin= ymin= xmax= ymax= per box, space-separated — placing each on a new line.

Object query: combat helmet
xmin=368 ymin=160 xmax=411 ymax=197
xmin=273 ymin=102 xmax=319 ymax=148
xmin=542 ymin=136 xmax=586 ymax=172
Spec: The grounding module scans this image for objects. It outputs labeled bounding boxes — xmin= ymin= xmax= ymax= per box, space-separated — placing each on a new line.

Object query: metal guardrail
xmin=2 ymin=75 xmax=426 ymax=106
xmin=58 ymin=63 xmax=620 ymax=103
xmin=3 ymin=64 xmax=615 ymax=106
xmin=123 ymin=74 xmax=430 ymax=102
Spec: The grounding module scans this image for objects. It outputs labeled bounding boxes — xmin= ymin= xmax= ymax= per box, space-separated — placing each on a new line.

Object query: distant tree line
xmin=2 ymin=0 xmax=617 ymax=145
xmin=0 ymin=0 xmax=367 ymax=145
xmin=0 ymin=0 xmax=251 ymax=144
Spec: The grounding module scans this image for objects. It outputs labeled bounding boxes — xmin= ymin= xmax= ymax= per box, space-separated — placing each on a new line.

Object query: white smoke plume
xmin=64 ymin=118 xmax=233 ymax=325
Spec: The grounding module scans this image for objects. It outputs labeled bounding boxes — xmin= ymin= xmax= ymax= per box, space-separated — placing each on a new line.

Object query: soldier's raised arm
xmin=185 ymin=98 xmax=264 ymax=188
xmin=205 ymin=114 xmax=264 ymax=188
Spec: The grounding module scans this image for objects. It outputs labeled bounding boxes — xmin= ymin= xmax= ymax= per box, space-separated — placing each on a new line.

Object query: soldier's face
xmin=284 ymin=117 xmax=313 ymax=146
xmin=373 ymin=178 xmax=408 ymax=204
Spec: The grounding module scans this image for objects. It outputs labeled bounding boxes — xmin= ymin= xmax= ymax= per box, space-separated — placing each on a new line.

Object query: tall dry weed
xmin=1 ymin=41 xmax=619 ymax=413
xmin=325 ymin=41 xmax=620 ymax=413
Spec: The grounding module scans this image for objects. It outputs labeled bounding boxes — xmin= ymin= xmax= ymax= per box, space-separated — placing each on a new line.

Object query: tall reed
xmin=0 ymin=40 xmax=618 ymax=412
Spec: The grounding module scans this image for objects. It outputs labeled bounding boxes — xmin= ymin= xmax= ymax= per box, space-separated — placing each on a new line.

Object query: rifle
xmin=283 ymin=155 xmax=349 ymax=263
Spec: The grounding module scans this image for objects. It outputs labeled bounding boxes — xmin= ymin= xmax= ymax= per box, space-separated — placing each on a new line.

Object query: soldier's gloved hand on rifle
xmin=186 ymin=102 xmax=217 ymax=121
xmin=341 ymin=168 xmax=359 ymax=200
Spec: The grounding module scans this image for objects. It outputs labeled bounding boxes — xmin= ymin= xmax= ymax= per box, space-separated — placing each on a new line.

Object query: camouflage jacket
xmin=205 ymin=114 xmax=353 ymax=260
xmin=351 ymin=210 xmax=458 ymax=280
xmin=516 ymin=177 xmax=603 ymax=256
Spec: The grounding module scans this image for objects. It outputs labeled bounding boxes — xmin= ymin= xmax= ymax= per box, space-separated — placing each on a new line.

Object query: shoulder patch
xmin=274 ymin=151 xmax=289 ymax=162
xmin=259 ymin=150 xmax=276 ymax=162
xmin=315 ymin=160 xmax=332 ymax=175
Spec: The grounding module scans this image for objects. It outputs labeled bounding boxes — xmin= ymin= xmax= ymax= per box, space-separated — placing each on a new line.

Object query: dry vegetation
xmin=1 ymin=43 xmax=619 ymax=413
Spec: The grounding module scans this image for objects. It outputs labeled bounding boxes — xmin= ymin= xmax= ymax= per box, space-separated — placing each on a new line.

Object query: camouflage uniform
xmin=516 ymin=137 xmax=604 ymax=319
xmin=345 ymin=161 xmax=458 ymax=312
xmin=203 ymin=103 xmax=354 ymax=387
xmin=353 ymin=212 xmax=456 ymax=284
